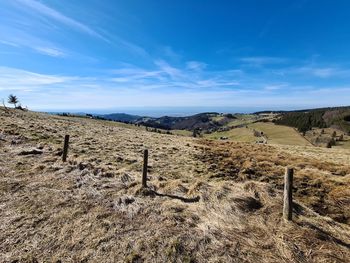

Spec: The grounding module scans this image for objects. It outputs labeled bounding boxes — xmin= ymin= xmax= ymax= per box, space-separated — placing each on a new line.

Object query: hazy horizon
xmin=41 ymin=104 xmax=350 ymax=118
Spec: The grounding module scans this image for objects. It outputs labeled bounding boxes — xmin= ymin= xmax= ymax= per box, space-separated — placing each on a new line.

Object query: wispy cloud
xmin=154 ymin=60 xmax=183 ymax=79
xmin=186 ymin=61 xmax=207 ymax=71
xmin=298 ymin=66 xmax=348 ymax=78
xmin=16 ymin=0 xmax=107 ymax=41
xmin=1 ymin=65 xmax=350 ymax=110
xmin=110 ymin=59 xmax=240 ymax=90
xmin=0 ymin=0 xmax=158 ymax=61
xmin=158 ymin=46 xmax=182 ymax=61
xmin=33 ymin=47 xmax=66 ymax=57
xmin=240 ymin=56 xmax=288 ymax=66
xmin=0 ymin=67 xmax=71 ymax=90
xmin=0 ymin=40 xmax=20 ymax=47
xmin=263 ymin=83 xmax=289 ymax=91
xmin=111 ymin=66 xmax=164 ymax=81
xmin=0 ymin=24 xmax=68 ymax=58
xmin=309 ymin=68 xmax=337 ymax=78
xmin=280 ymin=65 xmax=350 ymax=78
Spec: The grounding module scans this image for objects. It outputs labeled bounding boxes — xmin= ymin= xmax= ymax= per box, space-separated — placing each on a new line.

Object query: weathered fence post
xmin=62 ymin=134 xmax=70 ymax=162
xmin=142 ymin=149 xmax=148 ymax=188
xmin=283 ymin=167 xmax=293 ymax=221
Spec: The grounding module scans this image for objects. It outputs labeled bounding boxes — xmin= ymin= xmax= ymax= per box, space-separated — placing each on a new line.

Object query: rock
xmin=116 ymin=156 xmax=124 ymax=162
xmin=55 ymin=149 xmax=63 ymax=156
xmin=118 ymin=196 xmax=135 ymax=205
xmin=18 ymin=149 xmax=43 ymax=155
xmin=78 ymin=162 xmax=88 ymax=170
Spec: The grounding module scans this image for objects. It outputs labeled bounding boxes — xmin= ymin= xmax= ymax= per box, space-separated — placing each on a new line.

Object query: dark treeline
xmin=275 ymin=110 xmax=327 ymax=132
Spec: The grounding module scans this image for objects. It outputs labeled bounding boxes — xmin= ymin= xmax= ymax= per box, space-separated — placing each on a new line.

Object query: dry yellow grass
xmin=1 ymin=107 xmax=350 ymax=262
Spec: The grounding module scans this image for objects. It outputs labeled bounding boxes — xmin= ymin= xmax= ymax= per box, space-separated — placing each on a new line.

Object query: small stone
xmin=18 ymin=149 xmax=43 ymax=155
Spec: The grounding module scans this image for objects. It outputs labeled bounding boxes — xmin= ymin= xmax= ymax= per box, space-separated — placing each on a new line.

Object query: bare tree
xmin=1 ymin=98 xmax=9 ymax=112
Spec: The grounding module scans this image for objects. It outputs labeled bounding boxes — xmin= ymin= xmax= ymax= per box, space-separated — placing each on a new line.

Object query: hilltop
xmin=0 ymin=107 xmax=350 ymax=262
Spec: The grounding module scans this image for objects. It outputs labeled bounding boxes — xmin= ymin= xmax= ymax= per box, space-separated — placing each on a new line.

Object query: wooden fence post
xmin=62 ymin=135 xmax=70 ymax=162
xmin=142 ymin=149 xmax=148 ymax=188
xmin=283 ymin=167 xmax=293 ymax=221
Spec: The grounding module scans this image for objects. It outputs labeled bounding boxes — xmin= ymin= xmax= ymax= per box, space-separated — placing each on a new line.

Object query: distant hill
xmin=96 ymin=112 xmax=236 ymax=131
xmin=136 ymin=112 xmax=223 ymax=130
xmin=99 ymin=113 xmax=142 ymax=122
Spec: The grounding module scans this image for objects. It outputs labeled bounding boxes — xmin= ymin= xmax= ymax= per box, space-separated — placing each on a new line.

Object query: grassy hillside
xmin=223 ymin=114 xmax=259 ymax=127
xmin=1 ymin=107 xmax=350 ymax=262
xmin=248 ymin=122 xmax=311 ymax=146
xmin=205 ymin=122 xmax=311 ymax=146
xmin=303 ymin=127 xmax=350 ymax=148
xmin=204 ymin=126 xmax=256 ymax=142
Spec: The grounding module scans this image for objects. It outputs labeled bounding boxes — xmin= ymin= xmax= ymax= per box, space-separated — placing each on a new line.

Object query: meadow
xmin=0 ymin=107 xmax=349 ymax=262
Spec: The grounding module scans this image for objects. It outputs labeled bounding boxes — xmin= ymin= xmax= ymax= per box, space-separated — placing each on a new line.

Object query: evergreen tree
xmin=8 ymin=94 xmax=19 ymax=108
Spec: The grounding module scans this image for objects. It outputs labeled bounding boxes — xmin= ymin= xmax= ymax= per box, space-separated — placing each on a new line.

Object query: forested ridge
xmin=275 ymin=107 xmax=350 ymax=133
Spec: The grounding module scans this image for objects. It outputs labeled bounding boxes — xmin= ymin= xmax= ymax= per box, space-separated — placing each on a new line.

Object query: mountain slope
xmin=1 ymin=107 xmax=349 ymax=262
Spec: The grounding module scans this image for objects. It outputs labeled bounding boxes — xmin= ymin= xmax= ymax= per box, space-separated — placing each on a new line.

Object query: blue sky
xmin=1 ymin=0 xmax=350 ymax=112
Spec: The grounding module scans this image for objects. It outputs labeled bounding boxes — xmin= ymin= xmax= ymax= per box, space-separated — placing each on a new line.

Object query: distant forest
xmin=275 ymin=107 xmax=350 ymax=133
xmin=275 ymin=110 xmax=327 ymax=132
